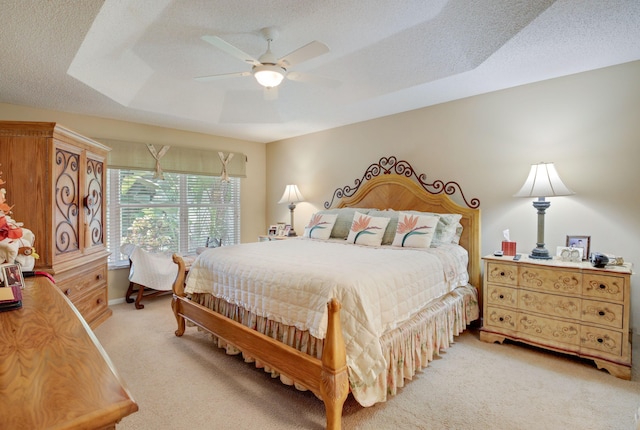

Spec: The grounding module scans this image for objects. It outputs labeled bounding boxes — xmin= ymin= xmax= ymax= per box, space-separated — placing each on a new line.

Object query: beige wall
xmin=0 ymin=103 xmax=266 ymax=301
xmin=266 ymin=60 xmax=640 ymax=331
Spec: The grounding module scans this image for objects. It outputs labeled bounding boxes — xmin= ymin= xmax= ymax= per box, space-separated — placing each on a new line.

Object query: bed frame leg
xmin=171 ymin=254 xmax=187 ymax=337
xmin=320 ymin=299 xmax=349 ymax=430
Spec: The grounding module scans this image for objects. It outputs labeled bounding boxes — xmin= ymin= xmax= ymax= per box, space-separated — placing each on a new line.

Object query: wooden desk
xmin=0 ymin=276 xmax=138 ymax=429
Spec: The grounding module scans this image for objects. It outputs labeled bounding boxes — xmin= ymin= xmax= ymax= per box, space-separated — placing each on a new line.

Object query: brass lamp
xmin=514 ymin=162 xmax=574 ymax=259
xmin=278 ymin=184 xmax=304 ymax=237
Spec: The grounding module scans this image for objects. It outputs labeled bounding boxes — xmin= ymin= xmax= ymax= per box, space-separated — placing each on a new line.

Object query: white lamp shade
xmin=253 ymin=64 xmax=285 ymax=88
xmin=278 ymin=184 xmax=304 ymax=204
xmin=514 ymin=162 xmax=574 ymax=198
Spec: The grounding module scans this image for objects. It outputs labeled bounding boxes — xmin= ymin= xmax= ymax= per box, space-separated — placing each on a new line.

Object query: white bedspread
xmin=185 ymin=238 xmax=469 ymax=389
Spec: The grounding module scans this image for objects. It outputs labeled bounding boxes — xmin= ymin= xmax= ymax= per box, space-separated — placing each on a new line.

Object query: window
xmin=106 ymin=169 xmax=240 ymax=268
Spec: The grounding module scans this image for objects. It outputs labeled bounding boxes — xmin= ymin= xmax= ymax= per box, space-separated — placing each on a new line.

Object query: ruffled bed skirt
xmin=189 ymin=284 xmax=479 ymax=407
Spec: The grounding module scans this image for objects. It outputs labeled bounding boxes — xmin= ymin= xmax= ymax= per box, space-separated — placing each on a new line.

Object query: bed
xmin=171 ymin=156 xmax=481 ymax=430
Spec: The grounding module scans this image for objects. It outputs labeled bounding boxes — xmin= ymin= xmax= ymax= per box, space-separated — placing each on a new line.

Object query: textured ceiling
xmin=1 ymin=0 xmax=639 ymax=143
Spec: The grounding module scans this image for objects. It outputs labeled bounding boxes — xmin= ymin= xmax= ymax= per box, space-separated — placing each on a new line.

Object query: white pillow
xmin=346 ymin=211 xmax=390 ymax=246
xmin=392 ymin=212 xmax=439 ymax=248
xmin=304 ymin=213 xmax=338 ymax=240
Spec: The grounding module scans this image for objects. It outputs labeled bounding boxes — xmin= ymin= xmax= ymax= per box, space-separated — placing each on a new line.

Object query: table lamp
xmin=278 ymin=184 xmax=304 ymax=237
xmin=514 ymin=162 xmax=574 ymax=259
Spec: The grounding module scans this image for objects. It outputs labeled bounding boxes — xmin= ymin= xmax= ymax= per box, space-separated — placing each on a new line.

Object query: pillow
xmin=303 ymin=213 xmax=338 ymax=240
xmin=366 ymin=210 xmax=399 ymax=245
xmin=346 ymin=211 xmax=390 ymax=246
xmin=315 ymin=208 xmax=372 ymax=239
xmin=431 ymin=213 xmax=463 ymax=245
xmin=450 ymin=222 xmax=464 ymax=245
xmin=392 ymin=212 xmax=439 ymax=248
xmin=400 ymin=211 xmax=461 ymax=246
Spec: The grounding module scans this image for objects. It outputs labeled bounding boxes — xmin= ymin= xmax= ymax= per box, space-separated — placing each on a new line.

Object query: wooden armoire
xmin=0 ymin=121 xmax=111 ymax=328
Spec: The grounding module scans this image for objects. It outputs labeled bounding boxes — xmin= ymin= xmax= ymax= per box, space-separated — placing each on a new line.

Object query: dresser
xmin=0 ymin=275 xmax=137 ymax=429
xmin=0 ymin=121 xmax=111 ymax=328
xmin=480 ymin=254 xmax=632 ymax=379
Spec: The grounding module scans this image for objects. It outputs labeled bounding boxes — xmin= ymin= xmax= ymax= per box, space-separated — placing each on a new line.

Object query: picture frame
xmin=566 ymin=235 xmax=591 ymax=261
xmin=276 ymin=222 xmax=287 ymax=236
xmin=268 ymin=225 xmax=278 ymax=236
xmin=1 ymin=263 xmax=24 ymax=289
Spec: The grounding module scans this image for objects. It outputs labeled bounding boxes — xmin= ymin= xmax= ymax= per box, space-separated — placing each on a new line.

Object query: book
xmin=0 ymin=285 xmax=23 ymax=312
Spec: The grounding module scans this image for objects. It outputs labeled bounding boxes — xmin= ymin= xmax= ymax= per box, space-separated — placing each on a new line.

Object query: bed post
xmin=171 ymin=254 xmax=187 ymax=337
xmin=320 ymin=298 xmax=349 ymax=430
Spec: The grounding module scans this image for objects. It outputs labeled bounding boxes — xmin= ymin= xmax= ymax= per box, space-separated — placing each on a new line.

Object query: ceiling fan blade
xmin=277 ymin=41 xmax=329 ymax=68
xmin=194 ymin=71 xmax=251 ymax=82
xmin=263 ymin=86 xmax=278 ymax=101
xmin=201 ymin=35 xmax=261 ymax=66
xmin=286 ymin=71 xmax=341 ymax=88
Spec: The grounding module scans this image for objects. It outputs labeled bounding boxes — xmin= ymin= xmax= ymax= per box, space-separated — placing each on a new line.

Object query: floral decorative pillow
xmin=315 ymin=208 xmax=373 ymax=239
xmin=346 ymin=211 xmax=390 ymax=246
xmin=304 ymin=213 xmax=338 ymax=240
xmin=392 ymin=212 xmax=439 ymax=248
xmin=366 ymin=210 xmax=399 ymax=245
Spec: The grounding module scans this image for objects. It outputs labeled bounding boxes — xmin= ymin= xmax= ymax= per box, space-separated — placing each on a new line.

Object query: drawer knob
xmin=597 ymin=338 xmax=604 ymax=343
xmin=96 ymin=273 xmax=103 ymax=280
xmin=97 ymin=298 xmax=104 ymax=305
xmin=598 ymin=310 xmax=605 ymax=316
xmin=499 ymin=317 xmax=504 ymax=322
xmin=599 ymin=284 xmax=606 ymax=290
xmin=499 ymin=294 xmax=504 ymax=299
xmin=64 ymin=289 xmax=71 ymax=296
xmin=500 ymin=272 xmax=505 ymax=277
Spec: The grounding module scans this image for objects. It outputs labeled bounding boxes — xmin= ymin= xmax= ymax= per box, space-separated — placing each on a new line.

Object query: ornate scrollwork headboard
xmin=324 ymin=156 xmax=480 ymax=210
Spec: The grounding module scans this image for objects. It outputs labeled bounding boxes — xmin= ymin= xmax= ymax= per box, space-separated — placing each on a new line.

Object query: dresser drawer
xmin=486 ymin=262 xmax=518 ymax=286
xmin=581 ymin=299 xmax=624 ymax=329
xmin=57 ymin=264 xmax=107 ymax=300
xmin=517 ymin=313 xmax=581 ymax=347
xmin=484 ymin=306 xmax=518 ymax=333
xmin=486 ymin=284 xmax=518 ymax=308
xmin=519 ymin=266 xmax=582 ymax=295
xmin=582 ymin=273 xmax=625 ymax=302
xmin=518 ymin=290 xmax=581 ymax=320
xmin=72 ymin=286 xmax=109 ymax=324
xmin=580 ymin=325 xmax=623 ymax=358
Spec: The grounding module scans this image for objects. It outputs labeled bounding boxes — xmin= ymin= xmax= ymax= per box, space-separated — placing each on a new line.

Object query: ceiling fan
xmin=195 ymin=27 xmax=336 ymax=99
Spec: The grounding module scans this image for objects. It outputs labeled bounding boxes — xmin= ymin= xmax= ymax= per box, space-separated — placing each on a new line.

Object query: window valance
xmin=100 ymin=139 xmax=246 ymax=178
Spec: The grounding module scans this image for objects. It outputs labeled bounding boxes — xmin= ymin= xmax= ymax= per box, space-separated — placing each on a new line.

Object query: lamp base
xmin=529 ymin=247 xmax=552 ymax=260
xmin=287 ymin=230 xmax=297 ymax=237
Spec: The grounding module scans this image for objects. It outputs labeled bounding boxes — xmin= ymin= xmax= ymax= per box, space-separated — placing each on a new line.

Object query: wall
xmin=266 ymin=60 xmax=640 ymax=331
xmin=0 ymin=103 xmax=266 ymax=301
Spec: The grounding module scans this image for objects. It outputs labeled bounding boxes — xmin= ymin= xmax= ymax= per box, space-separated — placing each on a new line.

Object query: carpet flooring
xmin=94 ymin=296 xmax=640 ymax=429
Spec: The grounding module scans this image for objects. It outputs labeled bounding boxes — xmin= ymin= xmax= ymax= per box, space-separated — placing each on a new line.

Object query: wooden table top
xmin=0 ymin=275 xmax=137 ymax=429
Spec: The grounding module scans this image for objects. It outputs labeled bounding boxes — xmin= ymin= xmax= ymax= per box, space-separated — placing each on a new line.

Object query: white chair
xmin=121 ymin=244 xmax=179 ymax=309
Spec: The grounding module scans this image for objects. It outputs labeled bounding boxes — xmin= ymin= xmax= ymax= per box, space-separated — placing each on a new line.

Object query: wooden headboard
xmin=325 ymin=157 xmax=482 ymax=291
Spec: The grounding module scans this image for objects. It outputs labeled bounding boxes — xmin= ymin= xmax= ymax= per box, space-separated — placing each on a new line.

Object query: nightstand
xmin=480 ymin=254 xmax=633 ymax=379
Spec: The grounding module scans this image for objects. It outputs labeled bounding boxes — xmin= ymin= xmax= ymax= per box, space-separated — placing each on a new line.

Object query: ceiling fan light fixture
xmin=253 ymin=64 xmax=285 ymax=88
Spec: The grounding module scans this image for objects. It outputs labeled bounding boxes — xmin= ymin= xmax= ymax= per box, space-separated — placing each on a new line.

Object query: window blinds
xmin=100 ymin=139 xmax=247 ymax=178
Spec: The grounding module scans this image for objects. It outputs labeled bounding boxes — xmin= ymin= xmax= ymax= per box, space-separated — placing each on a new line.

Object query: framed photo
xmin=566 ymin=235 xmax=591 ymax=261
xmin=268 ymin=225 xmax=278 ymax=236
xmin=1 ymin=263 xmax=24 ymax=289
xmin=282 ymin=225 xmax=291 ymax=237
xmin=276 ymin=222 xmax=287 ymax=236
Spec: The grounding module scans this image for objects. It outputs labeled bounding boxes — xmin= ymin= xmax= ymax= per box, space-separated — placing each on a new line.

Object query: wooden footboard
xmin=171 ymin=254 xmax=349 ymax=430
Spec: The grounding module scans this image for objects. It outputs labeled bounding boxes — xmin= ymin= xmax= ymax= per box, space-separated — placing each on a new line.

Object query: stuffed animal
xmin=0 ymin=214 xmax=22 ymax=265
